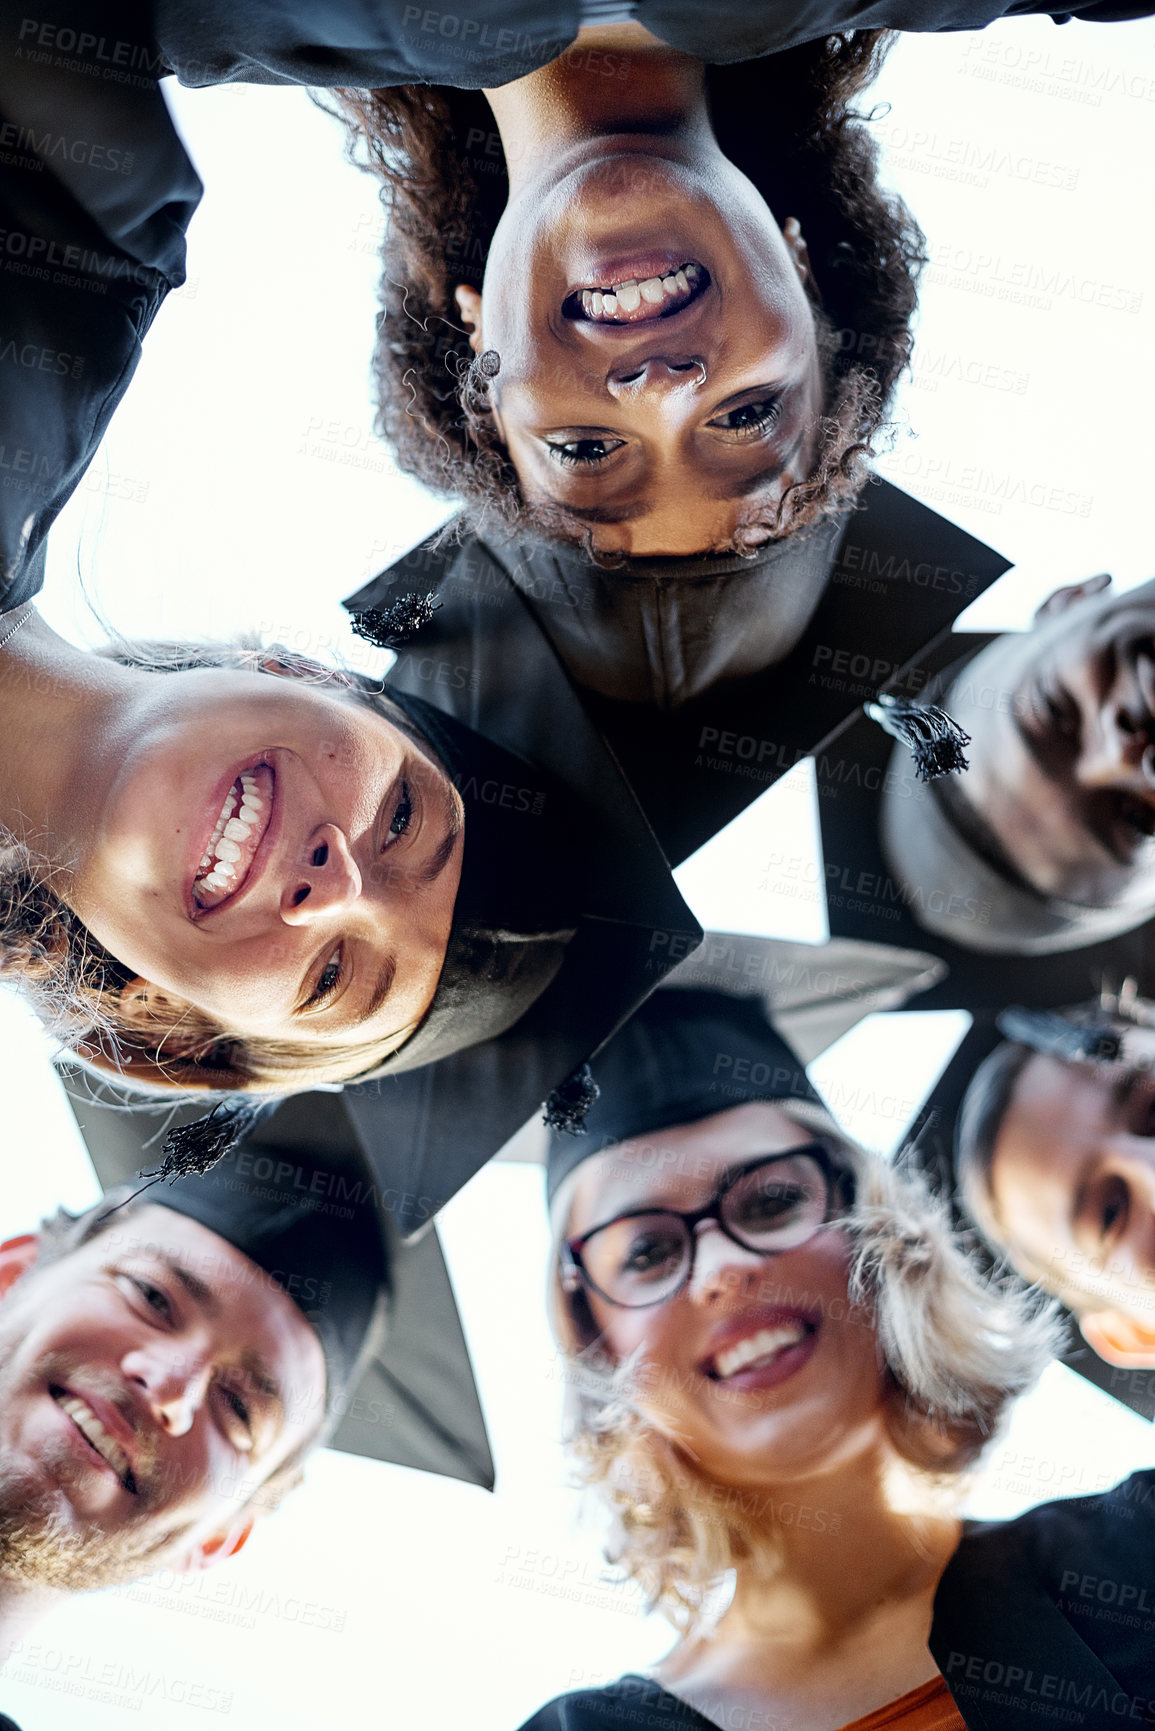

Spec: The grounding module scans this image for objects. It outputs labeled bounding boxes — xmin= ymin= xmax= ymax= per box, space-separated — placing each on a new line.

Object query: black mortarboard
xmin=63 ymin=1082 xmax=494 ymax=1487
xmin=545 ymin=987 xmax=825 ymax=1204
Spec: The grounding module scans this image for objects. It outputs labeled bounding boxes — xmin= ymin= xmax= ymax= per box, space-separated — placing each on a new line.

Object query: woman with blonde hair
xmin=522 ymin=987 xmax=1154 ymax=1730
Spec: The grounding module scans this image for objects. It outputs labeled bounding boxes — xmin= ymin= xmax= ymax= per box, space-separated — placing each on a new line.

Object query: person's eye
xmin=384 ymin=780 xmax=413 ymax=848
xmin=545 ymin=436 xmax=625 ymax=470
xmin=735 ymin=1183 xmax=807 ymax=1226
xmin=1030 ymin=678 xmax=1078 ymax=740
xmin=709 ymin=397 xmax=782 ymax=439
xmin=1099 ymin=1176 xmax=1131 ymax=1242
xmin=308 ymin=946 xmax=344 ymax=1008
xmin=216 ymin=1383 xmax=254 ymax=1451
xmin=119 ymin=1275 xmax=173 ymax=1322
xmin=1114 ymin=794 xmax=1155 ymax=840
xmin=620 ymin=1229 xmax=684 ymax=1278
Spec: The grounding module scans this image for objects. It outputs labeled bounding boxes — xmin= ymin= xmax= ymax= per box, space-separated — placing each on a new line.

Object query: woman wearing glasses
xmin=520 ymin=987 xmax=1154 ymax=1731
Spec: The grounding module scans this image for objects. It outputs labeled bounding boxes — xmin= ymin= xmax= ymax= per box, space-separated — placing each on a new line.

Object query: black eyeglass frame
xmin=561 ymin=1143 xmax=854 ymax=1311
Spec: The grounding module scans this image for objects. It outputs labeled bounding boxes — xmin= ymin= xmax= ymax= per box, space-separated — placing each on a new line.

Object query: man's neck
xmin=0 ymin=1582 xmax=55 ymax=1667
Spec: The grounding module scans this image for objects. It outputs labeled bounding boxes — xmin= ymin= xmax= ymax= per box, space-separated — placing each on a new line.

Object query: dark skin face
xmin=458 ymin=29 xmax=824 ymax=557
xmin=990 ymin=1034 xmax=1155 ymax=1366
xmin=949 ymin=574 xmax=1155 ymax=911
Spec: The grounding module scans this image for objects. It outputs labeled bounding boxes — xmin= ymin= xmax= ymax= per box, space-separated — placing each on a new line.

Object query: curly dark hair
xmin=330 ymin=31 xmax=925 ymax=554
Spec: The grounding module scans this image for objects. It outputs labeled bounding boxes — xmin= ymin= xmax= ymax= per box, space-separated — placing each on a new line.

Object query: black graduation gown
xmin=155 ymin=0 xmax=1155 ymax=90
xmin=3 ymin=0 xmax=1150 ymax=606
xmin=333 ymin=606 xmax=702 ymax=1238
xmin=516 ymin=1472 xmax=1155 ymax=1731
xmin=0 ymin=4 xmax=200 ymax=606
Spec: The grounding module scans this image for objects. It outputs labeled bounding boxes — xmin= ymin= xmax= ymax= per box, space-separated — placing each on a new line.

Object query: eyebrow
xmin=158 ymin=1254 xmax=218 ymax=1315
xmin=540 ymin=461 xmax=789 ymax=529
xmin=538 ymin=497 xmax=652 ymax=525
xmin=361 ymin=953 xmax=397 ymax=1024
xmin=706 ymin=463 xmax=785 ymax=502
xmin=238 ymin=1346 xmax=285 ymax=1427
xmin=422 ymin=789 xmax=463 ymax=885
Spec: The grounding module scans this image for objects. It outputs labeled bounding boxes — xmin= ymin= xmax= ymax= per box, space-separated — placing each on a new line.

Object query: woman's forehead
xmin=569 ymin=1100 xmax=814 ymax=1227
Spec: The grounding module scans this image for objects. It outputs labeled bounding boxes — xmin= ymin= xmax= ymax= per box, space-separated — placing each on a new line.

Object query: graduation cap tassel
xmin=543 ymin=1064 xmax=600 ymax=1136
xmin=141 ymin=1100 xmax=267 ymax=1184
xmin=349 ymin=593 xmax=442 ymax=650
xmin=864 ymin=694 xmax=971 ymax=781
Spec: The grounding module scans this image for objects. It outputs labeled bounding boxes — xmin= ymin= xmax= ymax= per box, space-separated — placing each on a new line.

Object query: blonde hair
xmin=547 ymin=1117 xmax=1061 ymax=1627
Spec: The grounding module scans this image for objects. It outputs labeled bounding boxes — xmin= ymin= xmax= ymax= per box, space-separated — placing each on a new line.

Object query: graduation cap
xmin=327 ymin=563 xmax=703 ymax=1239
xmin=348 ymin=479 xmax=1014 ymax=871
xmin=62 ymin=1080 xmax=495 ymax=1488
xmin=544 ymin=985 xmax=838 ymax=1204
xmin=0 ymin=19 xmax=201 ymax=607
xmin=813 ymin=632 xmax=1155 ymax=1014
xmin=664 ymin=930 xmax=948 ymax=1066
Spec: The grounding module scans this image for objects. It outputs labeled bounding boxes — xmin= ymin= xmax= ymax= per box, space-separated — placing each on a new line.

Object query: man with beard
xmin=878 ymin=574 xmax=1155 ymax=955
xmin=0 ymin=1114 xmax=389 ymax=1655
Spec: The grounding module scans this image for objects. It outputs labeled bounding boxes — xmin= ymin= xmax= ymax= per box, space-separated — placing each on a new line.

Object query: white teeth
xmin=223 ymin=817 xmax=250 ymax=842
xmin=199 ymin=853 xmax=212 ymax=869
xmin=591 ymin=290 xmax=604 ymax=316
xmin=675 ymin=268 xmax=689 ymax=293
xmin=241 ymin=792 xmax=263 ymax=811
xmin=662 ymin=275 xmax=677 ymax=295
xmin=639 ymin=277 xmax=664 ymax=304
xmin=55 ymin=1394 xmax=130 ymax=1483
xmin=214 ymin=838 xmax=242 ymax=863
xmin=582 ymin=290 xmax=593 ymax=316
xmin=601 ymin=292 xmax=617 ymax=315
xmin=615 ymin=281 xmax=641 ymax=313
xmin=714 ymin=1322 xmax=808 ymax=1381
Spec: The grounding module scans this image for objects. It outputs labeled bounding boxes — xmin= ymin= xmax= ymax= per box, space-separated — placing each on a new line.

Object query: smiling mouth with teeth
xmin=193 ymin=765 xmax=274 ymax=911
xmin=51 ymin=1387 xmax=137 ymax=1492
xmin=709 ymin=1319 xmax=815 ymax=1382
xmin=564 ymin=261 xmax=709 ymax=325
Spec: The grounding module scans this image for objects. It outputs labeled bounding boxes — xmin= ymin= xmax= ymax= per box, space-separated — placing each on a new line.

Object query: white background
xmin=3 ymin=15 xmax=1155 ymax=1728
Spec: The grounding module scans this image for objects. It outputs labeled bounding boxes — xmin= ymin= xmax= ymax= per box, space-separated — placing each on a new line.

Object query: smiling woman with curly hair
xmin=333 ymin=26 xmax=925 ymax=560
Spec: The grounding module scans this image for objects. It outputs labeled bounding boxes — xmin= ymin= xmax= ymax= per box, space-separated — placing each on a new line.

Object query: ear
xmin=782 ymin=217 xmax=815 ymax=296
xmin=1078 ymin=1309 xmax=1155 ymax=1368
xmin=1034 ymin=573 xmax=1112 ymax=623
xmin=0 ymin=1235 xmax=40 ymax=1297
xmin=170 ymin=1517 xmax=254 ymax=1575
xmin=453 ymin=285 xmax=484 ymax=355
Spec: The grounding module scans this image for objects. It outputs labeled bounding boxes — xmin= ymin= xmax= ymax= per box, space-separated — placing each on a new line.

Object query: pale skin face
xmin=990 ymin=1034 xmax=1155 ymax=1366
xmin=0 ymin=1206 xmax=326 ymax=1601
xmin=948 ymin=574 xmax=1155 ymax=912
xmin=456 ymin=28 xmax=823 ymax=557
xmin=0 ymin=618 xmax=463 ymax=1065
xmin=565 ymin=1103 xmax=889 ymax=1489
xmin=561 ymin=1102 xmax=962 ymax=1730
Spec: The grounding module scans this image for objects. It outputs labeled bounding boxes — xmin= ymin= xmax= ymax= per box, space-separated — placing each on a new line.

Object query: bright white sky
xmin=4 ymin=17 xmax=1155 ymax=1728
